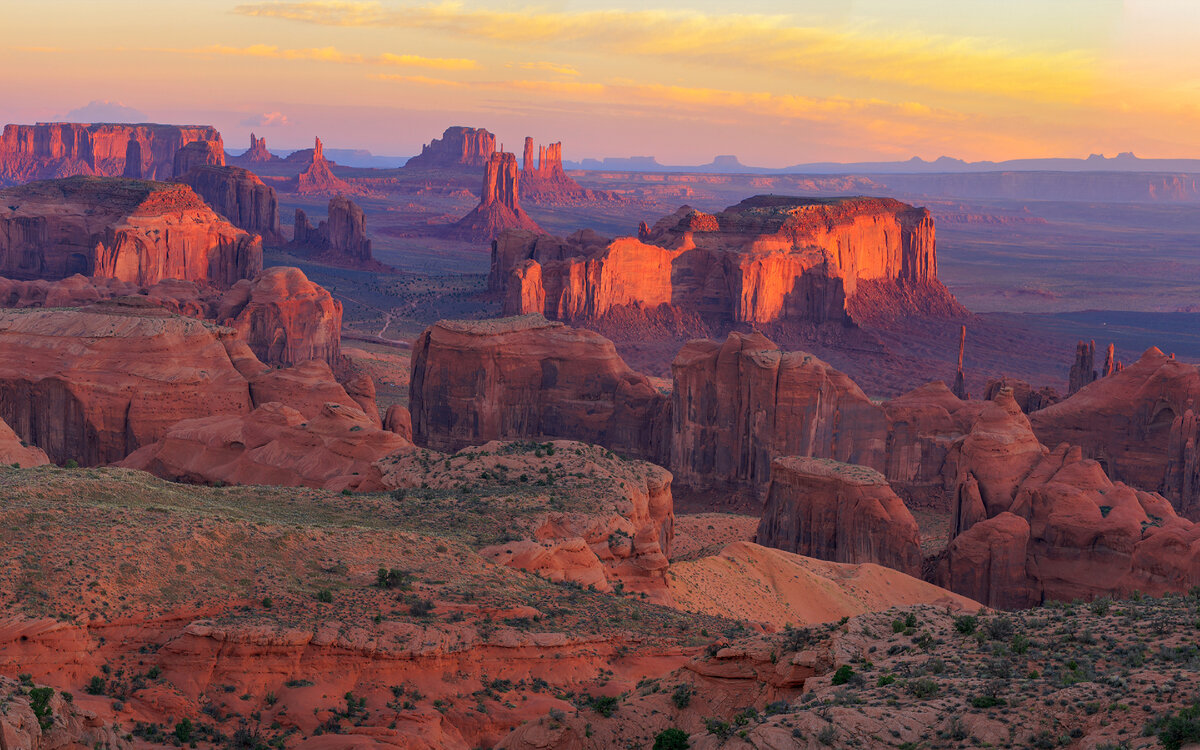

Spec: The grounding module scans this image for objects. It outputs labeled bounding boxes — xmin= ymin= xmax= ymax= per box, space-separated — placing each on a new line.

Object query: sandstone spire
xmin=951 ymin=324 xmax=969 ymax=399
xmin=1103 ymin=343 xmax=1115 ymax=377
xmin=1068 ymin=340 xmax=1098 ymax=395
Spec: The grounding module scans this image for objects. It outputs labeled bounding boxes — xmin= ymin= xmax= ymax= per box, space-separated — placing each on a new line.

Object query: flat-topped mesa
xmin=171 ymin=139 xmax=225 ymax=177
xmin=0 ymin=176 xmax=262 ymax=287
xmin=447 ymin=151 xmax=544 ymax=242
xmin=292 ymin=195 xmax=381 ymax=268
xmin=493 ymin=194 xmax=964 ymax=326
xmin=0 ymin=123 xmax=223 ymax=184
xmin=174 ymin=164 xmax=283 ymax=244
xmin=756 ymin=456 xmax=922 ymax=576
xmin=408 ymin=314 xmax=670 ymax=462
xmin=519 ymin=137 xmax=593 ymax=204
xmin=404 ymin=125 xmax=496 ymax=170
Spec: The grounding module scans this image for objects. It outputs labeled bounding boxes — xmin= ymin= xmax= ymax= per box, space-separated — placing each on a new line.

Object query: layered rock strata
xmin=0 ymin=122 xmax=222 ymax=183
xmin=493 ymin=195 xmax=963 ymax=326
xmin=449 ymin=151 xmax=543 ymax=241
xmin=405 ymin=126 xmax=496 ymax=170
xmin=756 ymin=456 xmax=922 ymax=576
xmin=175 ymin=165 xmax=282 ymax=243
xmin=0 ymin=177 xmax=261 ymax=286
xmin=408 ymin=315 xmax=670 ymax=462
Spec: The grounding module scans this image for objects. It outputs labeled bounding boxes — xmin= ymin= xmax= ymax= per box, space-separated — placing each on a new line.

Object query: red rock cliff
xmin=448 ymin=151 xmax=543 ymax=242
xmin=756 ymin=456 xmax=922 ymax=576
xmin=519 ymin=137 xmax=594 ymax=205
xmin=0 ymin=176 xmax=262 ymax=287
xmin=0 ymin=123 xmax=222 ymax=183
xmin=171 ymin=139 xmax=225 ymax=177
xmin=291 ymin=195 xmax=379 ymax=268
xmin=408 ymin=315 xmax=670 ymax=462
xmin=217 ymin=266 xmax=343 ymax=369
xmin=405 ymin=126 xmax=496 ymax=170
xmin=174 ymin=165 xmax=283 ymax=244
xmin=492 ymin=195 xmax=961 ymax=326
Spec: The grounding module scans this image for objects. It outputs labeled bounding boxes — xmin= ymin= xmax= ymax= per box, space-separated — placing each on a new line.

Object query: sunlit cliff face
xmin=3 ymin=0 xmax=1198 ymax=165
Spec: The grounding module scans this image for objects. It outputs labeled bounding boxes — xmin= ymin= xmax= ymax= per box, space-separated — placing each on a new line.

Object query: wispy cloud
xmin=164 ymin=43 xmax=477 ymax=70
xmin=241 ymin=111 xmax=290 ymax=126
xmin=233 ymin=2 xmax=1096 ymax=102
xmin=516 ymin=61 xmax=580 ymax=77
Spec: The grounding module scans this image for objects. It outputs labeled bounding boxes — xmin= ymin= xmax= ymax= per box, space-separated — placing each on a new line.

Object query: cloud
xmin=233 ymin=2 xmax=1096 ymax=103
xmin=241 ymin=111 xmax=290 ymax=127
xmin=166 ymin=43 xmax=477 ymax=70
xmin=517 ymin=61 xmax=580 ymax=77
xmin=62 ymin=100 xmax=148 ymax=122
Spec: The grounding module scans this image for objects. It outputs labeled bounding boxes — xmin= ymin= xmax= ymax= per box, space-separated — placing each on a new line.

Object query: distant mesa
xmin=492 ymin=194 xmax=965 ymax=329
xmin=289 ymin=136 xmax=370 ymax=197
xmin=0 ymin=122 xmax=222 ymax=184
xmin=445 ymin=150 xmax=543 ymax=242
xmin=293 ymin=195 xmax=389 ymax=270
xmin=404 ymin=125 xmax=496 ymax=170
xmin=171 ymin=139 xmax=225 ymax=176
xmin=0 ymin=176 xmax=261 ymax=287
xmin=519 ymin=137 xmax=603 ymax=205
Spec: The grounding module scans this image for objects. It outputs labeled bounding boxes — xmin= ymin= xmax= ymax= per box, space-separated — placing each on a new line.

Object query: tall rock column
xmin=1068 ymin=340 xmax=1097 ymax=395
xmin=482 ymin=151 xmax=520 ymax=211
xmin=952 ymin=324 xmax=968 ymax=399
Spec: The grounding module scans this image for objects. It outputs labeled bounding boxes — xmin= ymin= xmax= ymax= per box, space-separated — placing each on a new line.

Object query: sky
xmin=3 ymin=0 xmax=1200 ymax=166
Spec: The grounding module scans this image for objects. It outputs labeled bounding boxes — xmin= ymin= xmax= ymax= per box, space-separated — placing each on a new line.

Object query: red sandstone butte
xmin=756 ymin=456 xmax=922 ymax=576
xmin=217 ymin=266 xmax=343 ymax=370
xmin=448 ymin=151 xmax=544 ymax=242
xmin=408 ymin=315 xmax=670 ymax=462
xmin=0 ymin=176 xmax=262 ymax=287
xmin=290 ymin=137 xmax=367 ymax=197
xmin=293 ymin=195 xmax=385 ymax=269
xmin=230 ymin=132 xmax=279 ymax=164
xmin=519 ymin=137 xmax=597 ymax=205
xmin=0 ymin=122 xmax=223 ymax=184
xmin=174 ymin=164 xmax=283 ymax=244
xmin=405 ymin=126 xmax=496 ymax=170
xmin=492 ymin=195 xmax=964 ymax=327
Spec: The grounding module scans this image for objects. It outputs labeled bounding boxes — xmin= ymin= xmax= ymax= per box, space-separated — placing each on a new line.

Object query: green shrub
xmin=592 ymin=695 xmax=619 ymax=717
xmin=671 ymin=684 xmax=692 ymax=709
xmin=953 ymin=615 xmax=977 ymax=634
xmin=315 ymin=589 xmax=333 ymax=603
xmin=653 ymin=728 xmax=690 ymax=750
xmin=28 ymin=686 xmax=53 ymax=730
xmin=831 ymin=665 xmax=854 ymax=686
xmin=1154 ymin=703 xmax=1200 ymax=750
xmin=174 ymin=718 xmax=194 ymax=743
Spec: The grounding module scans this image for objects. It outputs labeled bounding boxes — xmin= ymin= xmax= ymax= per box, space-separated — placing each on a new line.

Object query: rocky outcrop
xmin=217 ymin=266 xmax=343 ymax=369
xmin=491 ymin=195 xmax=963 ymax=326
xmin=292 ymin=195 xmax=381 ymax=267
xmin=380 ymin=439 xmax=673 ymax=598
xmin=405 ymin=126 xmax=495 ymax=170
xmin=0 ymin=122 xmax=223 ymax=184
xmin=408 ymin=315 xmax=670 ymax=462
xmin=0 ymin=415 xmax=49 ymax=467
xmin=0 ymin=301 xmax=254 ymax=465
xmin=670 ymin=332 xmax=887 ymax=494
xmin=174 ymin=165 xmax=283 ymax=243
xmin=755 ymin=457 xmax=921 ymax=576
xmin=1032 ymin=346 xmax=1200 ymax=519
xmin=120 ymin=400 xmax=408 ymax=491
xmin=983 ymin=377 xmax=1060 ymax=413
xmin=1068 ymin=340 xmax=1098 ymax=395
xmin=0 ymin=177 xmax=262 ymax=287
xmin=171 ymin=139 xmax=225 ymax=177
xmin=941 ymin=384 xmax=1200 ymax=607
xmin=232 ymin=132 xmax=277 ymax=164
xmin=951 ymin=324 xmax=968 ymax=399
xmin=290 ymin=137 xmax=366 ymax=196
xmin=448 ymin=151 xmax=543 ymax=242
xmin=519 ymin=137 xmax=594 ymax=204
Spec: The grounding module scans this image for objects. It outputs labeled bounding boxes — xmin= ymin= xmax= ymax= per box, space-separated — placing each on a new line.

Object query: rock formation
xmin=755 ymin=456 xmax=922 ymax=576
xmin=983 ymin=377 xmax=1060 ymax=413
xmin=121 ymin=400 xmax=407 ymax=492
xmin=408 ymin=315 xmax=670 ymax=462
xmin=0 ymin=301 xmax=254 ymax=465
xmin=0 ymin=122 xmax=223 ymax=184
xmin=492 ymin=195 xmax=964 ymax=326
xmin=1032 ymin=346 xmax=1200 ymax=518
xmin=519 ymin=137 xmax=593 ymax=204
xmin=234 ymin=132 xmax=278 ymax=163
xmin=292 ymin=195 xmax=382 ymax=268
xmin=0 ymin=415 xmax=49 ymax=467
xmin=291 ymin=137 xmax=365 ymax=196
xmin=448 ymin=151 xmax=543 ymax=242
xmin=951 ymin=324 xmax=968 ymax=399
xmin=171 ymin=139 xmax=225 ymax=176
xmin=174 ymin=165 xmax=283 ymax=244
xmin=0 ymin=177 xmax=262 ymax=287
xmin=941 ymin=388 xmax=1200 ymax=607
xmin=217 ymin=266 xmax=343 ymax=369
xmin=405 ymin=126 xmax=496 ymax=170
xmin=1068 ymin=340 xmax=1098 ymax=394
xmin=670 ymin=332 xmax=887 ymax=494
xmin=380 ymin=439 xmax=673 ymax=599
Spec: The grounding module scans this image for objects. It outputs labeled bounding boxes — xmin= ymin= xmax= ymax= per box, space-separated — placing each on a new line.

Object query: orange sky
xmin=3 ymin=0 xmax=1199 ymax=165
